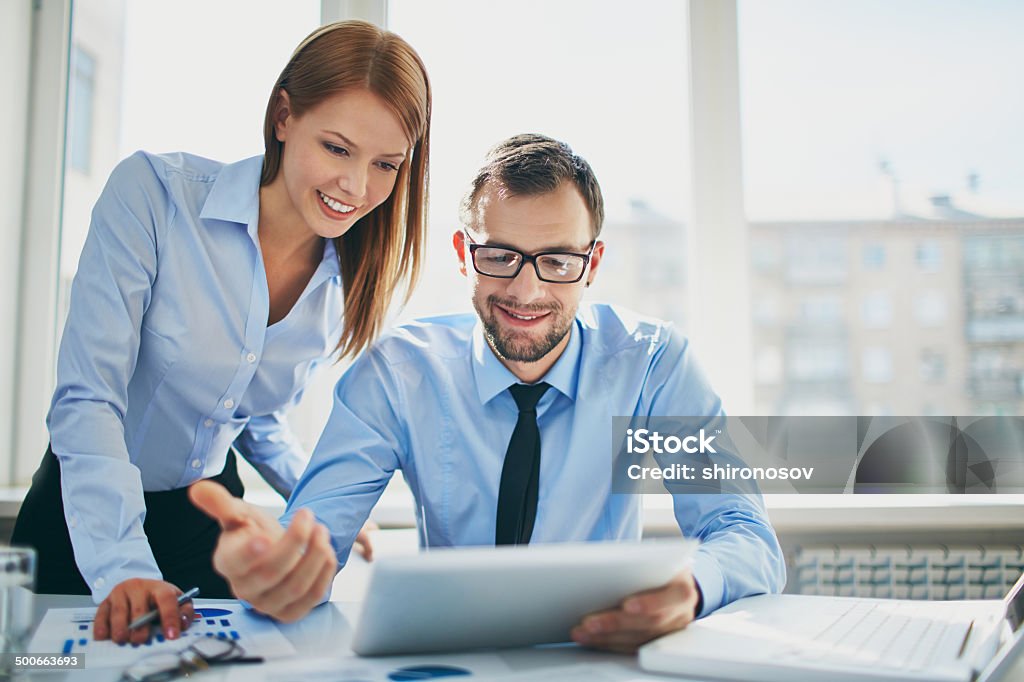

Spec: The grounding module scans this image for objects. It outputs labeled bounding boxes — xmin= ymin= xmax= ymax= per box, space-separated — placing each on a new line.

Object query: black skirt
xmin=11 ymin=446 xmax=244 ymax=598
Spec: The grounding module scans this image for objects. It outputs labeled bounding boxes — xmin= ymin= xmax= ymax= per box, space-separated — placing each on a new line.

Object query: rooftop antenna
xmin=967 ymin=171 xmax=980 ymax=194
xmin=878 ymin=158 xmax=901 ymax=218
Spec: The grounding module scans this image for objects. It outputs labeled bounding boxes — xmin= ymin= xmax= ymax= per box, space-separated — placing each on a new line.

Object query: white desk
xmin=25 ymin=594 xmax=668 ymax=681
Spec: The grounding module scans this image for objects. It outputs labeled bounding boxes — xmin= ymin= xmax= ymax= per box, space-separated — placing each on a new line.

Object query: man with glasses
xmin=191 ymin=134 xmax=785 ymax=651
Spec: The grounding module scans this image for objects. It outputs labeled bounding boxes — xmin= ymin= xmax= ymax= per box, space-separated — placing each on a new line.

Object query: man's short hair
xmin=459 ymin=134 xmax=605 ymax=238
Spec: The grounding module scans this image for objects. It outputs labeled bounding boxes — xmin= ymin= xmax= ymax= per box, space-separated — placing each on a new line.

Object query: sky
xmin=117 ymin=0 xmax=1023 ymax=224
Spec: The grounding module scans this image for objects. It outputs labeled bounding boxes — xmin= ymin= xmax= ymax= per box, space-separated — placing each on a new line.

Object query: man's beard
xmin=477 ymin=295 xmax=574 ymax=363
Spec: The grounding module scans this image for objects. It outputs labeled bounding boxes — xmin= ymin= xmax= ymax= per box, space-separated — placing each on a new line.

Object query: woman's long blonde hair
xmin=261 ymin=20 xmax=431 ymax=359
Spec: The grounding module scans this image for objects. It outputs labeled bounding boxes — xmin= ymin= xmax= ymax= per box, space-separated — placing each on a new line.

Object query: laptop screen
xmin=1007 ymin=571 xmax=1024 ymax=633
xmin=979 ymin=571 xmax=1024 ymax=681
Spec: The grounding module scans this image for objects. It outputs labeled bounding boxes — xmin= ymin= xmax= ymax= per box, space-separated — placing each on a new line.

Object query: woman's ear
xmin=273 ymin=89 xmax=293 ymax=143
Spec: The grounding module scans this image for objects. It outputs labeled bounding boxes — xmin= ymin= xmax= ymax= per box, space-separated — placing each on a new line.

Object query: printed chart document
xmin=28 ymin=602 xmax=295 ymax=669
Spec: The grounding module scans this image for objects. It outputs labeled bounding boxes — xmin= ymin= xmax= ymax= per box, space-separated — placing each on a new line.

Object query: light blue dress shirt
xmin=49 ymin=151 xmax=344 ymax=600
xmin=288 ymin=304 xmax=786 ymax=617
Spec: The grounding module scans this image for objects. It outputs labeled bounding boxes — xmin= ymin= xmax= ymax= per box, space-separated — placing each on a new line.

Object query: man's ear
xmin=453 ymin=229 xmax=468 ymax=277
xmin=584 ymin=240 xmax=606 ymax=288
xmin=273 ymin=89 xmax=293 ymax=143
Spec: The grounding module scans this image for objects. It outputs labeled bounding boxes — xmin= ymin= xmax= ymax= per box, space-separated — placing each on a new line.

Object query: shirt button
xmin=246 ymin=352 xmax=257 ymax=363
xmin=70 ymin=516 xmax=78 ymax=528
xmin=204 ymin=419 xmax=214 ymax=428
xmin=94 ymin=577 xmax=105 ymax=589
xmin=223 ymin=398 xmax=234 ymax=409
xmin=191 ymin=459 xmax=202 ymax=469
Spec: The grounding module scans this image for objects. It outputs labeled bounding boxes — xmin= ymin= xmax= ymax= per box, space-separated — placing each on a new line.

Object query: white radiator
xmin=790 ymin=544 xmax=1023 ymax=599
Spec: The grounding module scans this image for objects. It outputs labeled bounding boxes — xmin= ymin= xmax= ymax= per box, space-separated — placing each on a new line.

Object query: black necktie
xmin=495 ymin=382 xmax=550 ymax=546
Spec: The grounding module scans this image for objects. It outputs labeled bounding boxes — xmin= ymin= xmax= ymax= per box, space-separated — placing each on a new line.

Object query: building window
xmin=751 ymin=238 xmax=781 ymax=272
xmin=862 ymin=243 xmax=885 ymax=270
xmin=861 ymin=291 xmax=892 ymax=329
xmin=799 ymin=295 xmax=843 ymax=325
xmin=752 ymin=295 xmax=779 ymax=327
xmin=914 ymin=290 xmax=947 ymax=326
xmin=68 ymin=45 xmax=96 ymax=174
xmin=915 ymin=240 xmax=943 ymax=272
xmin=919 ymin=349 xmax=946 ymax=383
xmin=755 ymin=346 xmax=782 ymax=385
xmin=785 ymin=233 xmax=847 ymax=284
xmin=862 ymin=347 xmax=893 ymax=383
xmin=788 ymin=343 xmax=848 ymax=382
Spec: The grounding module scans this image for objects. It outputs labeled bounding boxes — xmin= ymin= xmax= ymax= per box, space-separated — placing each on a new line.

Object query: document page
xmin=28 ymin=602 xmax=295 ymax=669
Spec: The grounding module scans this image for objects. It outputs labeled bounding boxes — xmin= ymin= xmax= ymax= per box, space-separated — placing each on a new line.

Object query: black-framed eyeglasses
xmin=465 ymin=232 xmax=596 ymax=284
xmin=120 ymin=637 xmax=262 ymax=682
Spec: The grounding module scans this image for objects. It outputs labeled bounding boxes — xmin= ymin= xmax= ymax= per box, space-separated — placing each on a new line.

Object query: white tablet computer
xmin=351 ymin=538 xmax=698 ymax=656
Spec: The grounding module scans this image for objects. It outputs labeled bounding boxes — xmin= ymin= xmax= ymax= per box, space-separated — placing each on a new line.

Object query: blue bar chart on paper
xmin=28 ymin=603 xmax=295 ymax=669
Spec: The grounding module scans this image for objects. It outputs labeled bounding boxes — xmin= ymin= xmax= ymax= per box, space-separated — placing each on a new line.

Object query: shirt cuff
xmin=87 ymin=563 xmax=164 ymax=603
xmin=690 ymin=547 xmax=725 ymax=618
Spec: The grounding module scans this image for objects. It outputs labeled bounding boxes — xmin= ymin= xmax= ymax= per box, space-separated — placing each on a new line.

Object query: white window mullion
xmin=0 ymin=1 xmax=35 ymax=487
xmin=12 ymin=0 xmax=72 ymax=483
xmin=686 ymin=0 xmax=754 ymax=413
xmin=320 ymin=0 xmax=387 ymax=25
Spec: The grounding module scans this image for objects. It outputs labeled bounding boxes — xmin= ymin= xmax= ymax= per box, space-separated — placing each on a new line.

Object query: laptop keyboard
xmin=806 ymin=601 xmax=972 ymax=670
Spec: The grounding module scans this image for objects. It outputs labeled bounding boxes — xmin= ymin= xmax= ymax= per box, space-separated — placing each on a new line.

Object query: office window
xmin=56 ymin=0 xmax=321 ymax=491
xmin=862 ymin=347 xmax=893 ymax=384
xmin=740 ymin=0 xmax=1024 ymax=416
xmin=68 ymin=46 xmax=96 ymax=174
xmin=861 ymin=292 xmax=892 ymax=329
xmin=388 ymin=0 xmax=691 ymax=324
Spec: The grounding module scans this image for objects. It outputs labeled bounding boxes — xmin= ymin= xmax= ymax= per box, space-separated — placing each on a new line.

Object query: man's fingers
xmin=245 ymin=509 xmax=317 ymax=593
xmin=189 ymin=480 xmax=251 ymax=530
xmin=153 ymin=586 xmax=183 ymax=640
xmin=571 ymin=625 xmax=647 ymax=653
xmin=92 ymin=600 xmax=111 ymax=641
xmin=273 ymin=528 xmax=338 ymax=622
xmin=255 ymin=524 xmax=334 ymax=619
xmin=579 ymin=609 xmax=662 ymax=638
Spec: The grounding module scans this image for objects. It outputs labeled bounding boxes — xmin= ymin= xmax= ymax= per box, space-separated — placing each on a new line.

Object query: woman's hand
xmin=93 ymin=578 xmax=195 ymax=644
xmin=353 ymin=521 xmax=379 ymax=561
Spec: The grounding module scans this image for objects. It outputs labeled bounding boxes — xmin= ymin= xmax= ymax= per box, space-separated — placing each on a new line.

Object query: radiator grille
xmin=791 ymin=545 xmax=1023 ymax=599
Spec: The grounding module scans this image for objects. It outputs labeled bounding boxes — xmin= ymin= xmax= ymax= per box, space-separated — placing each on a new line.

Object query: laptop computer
xmin=640 ymin=570 xmax=1024 ymax=682
xmin=351 ymin=538 xmax=698 ymax=656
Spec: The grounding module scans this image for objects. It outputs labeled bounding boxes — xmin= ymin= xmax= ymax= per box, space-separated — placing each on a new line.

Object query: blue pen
xmin=127 ymin=587 xmax=200 ymax=631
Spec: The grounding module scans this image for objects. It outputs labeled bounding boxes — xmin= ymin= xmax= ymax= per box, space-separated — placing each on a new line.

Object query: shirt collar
xmin=199 ymin=155 xmax=341 ymax=281
xmin=199 ymin=155 xmax=263 ymax=238
xmin=471 ymin=316 xmax=582 ymax=405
